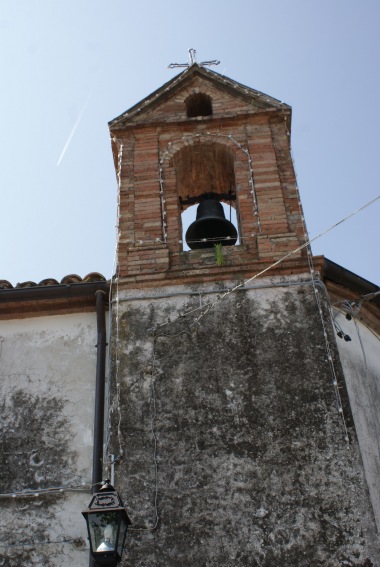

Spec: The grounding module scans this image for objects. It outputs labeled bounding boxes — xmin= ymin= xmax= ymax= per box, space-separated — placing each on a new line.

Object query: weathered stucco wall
xmin=109 ymin=276 xmax=379 ymax=567
xmin=0 ymin=313 xmax=101 ymax=566
xmin=333 ymin=310 xmax=380 ymax=533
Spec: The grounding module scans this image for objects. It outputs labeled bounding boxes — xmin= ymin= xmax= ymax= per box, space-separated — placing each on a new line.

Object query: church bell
xmin=185 ymin=198 xmax=238 ymax=250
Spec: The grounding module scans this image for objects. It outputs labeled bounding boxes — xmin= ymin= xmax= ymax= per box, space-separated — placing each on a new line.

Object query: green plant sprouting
xmin=214 ymin=243 xmax=224 ymax=266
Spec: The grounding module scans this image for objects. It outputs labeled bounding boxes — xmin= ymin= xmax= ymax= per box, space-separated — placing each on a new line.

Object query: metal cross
xmin=168 ymin=48 xmax=220 ymax=69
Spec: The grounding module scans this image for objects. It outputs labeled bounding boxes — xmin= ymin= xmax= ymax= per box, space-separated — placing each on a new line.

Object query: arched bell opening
xmin=172 ymin=141 xmax=240 ymax=250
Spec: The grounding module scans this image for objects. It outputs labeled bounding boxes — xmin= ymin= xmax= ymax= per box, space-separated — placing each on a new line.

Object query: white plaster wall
xmin=334 ymin=309 xmax=380 ymax=532
xmin=0 ymin=311 xmax=107 ymax=566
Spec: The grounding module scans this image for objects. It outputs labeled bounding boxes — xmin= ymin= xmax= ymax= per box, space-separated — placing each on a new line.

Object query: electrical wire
xmin=105 ymin=137 xmax=125 ymax=467
xmin=151 ymin=194 xmax=380 ymax=332
xmin=0 ymin=484 xmax=93 ymax=499
xmin=310 ymin=277 xmax=350 ymax=443
xmin=0 ymin=538 xmax=82 ymax=550
xmin=290 ymin=142 xmax=351 ymax=445
xmin=109 ymin=194 xmax=379 ymax=532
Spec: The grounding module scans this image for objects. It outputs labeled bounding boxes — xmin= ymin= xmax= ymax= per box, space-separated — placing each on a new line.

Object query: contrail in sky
xmin=56 ymin=91 xmax=93 ymax=166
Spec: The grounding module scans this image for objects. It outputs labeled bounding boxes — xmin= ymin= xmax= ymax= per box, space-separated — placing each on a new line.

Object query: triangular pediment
xmin=109 ymin=64 xmax=290 ymax=129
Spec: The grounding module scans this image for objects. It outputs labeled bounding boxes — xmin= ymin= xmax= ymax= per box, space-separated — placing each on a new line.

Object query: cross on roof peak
xmin=168 ymin=48 xmax=220 ymax=70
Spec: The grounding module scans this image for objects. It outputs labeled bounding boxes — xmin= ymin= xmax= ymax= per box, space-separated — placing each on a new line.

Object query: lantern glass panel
xmin=87 ymin=511 xmax=120 ymax=553
xmin=116 ymin=517 xmax=128 ymax=558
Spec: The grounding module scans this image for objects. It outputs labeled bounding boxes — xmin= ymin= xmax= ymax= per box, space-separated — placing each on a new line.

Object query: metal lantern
xmin=82 ymin=482 xmax=131 ymax=566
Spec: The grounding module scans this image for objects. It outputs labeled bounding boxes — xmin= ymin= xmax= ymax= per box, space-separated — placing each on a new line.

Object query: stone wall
xmin=109 ymin=275 xmax=379 ymax=567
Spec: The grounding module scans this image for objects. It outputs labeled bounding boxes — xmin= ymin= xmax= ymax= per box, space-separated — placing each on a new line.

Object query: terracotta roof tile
xmin=0 ymin=273 xmax=107 ymax=290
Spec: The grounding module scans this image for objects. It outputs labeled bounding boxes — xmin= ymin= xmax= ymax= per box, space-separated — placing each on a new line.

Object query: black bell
xmin=185 ymin=198 xmax=238 ymax=250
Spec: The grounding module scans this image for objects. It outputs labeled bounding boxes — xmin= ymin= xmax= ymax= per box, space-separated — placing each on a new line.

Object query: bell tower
xmin=107 ymin=64 xmax=379 ymax=566
xmin=109 ymin=63 xmax=308 ymax=286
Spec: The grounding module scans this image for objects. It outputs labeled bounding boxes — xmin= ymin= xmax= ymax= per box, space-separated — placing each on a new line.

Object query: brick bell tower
xmin=107 ymin=63 xmax=379 ymax=566
xmin=109 ymin=62 xmax=309 ymax=285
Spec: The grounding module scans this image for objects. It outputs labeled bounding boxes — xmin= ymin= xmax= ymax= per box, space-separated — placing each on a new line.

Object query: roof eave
xmin=0 ymin=280 xmax=110 ymax=319
xmin=324 ymin=258 xmax=379 ymax=300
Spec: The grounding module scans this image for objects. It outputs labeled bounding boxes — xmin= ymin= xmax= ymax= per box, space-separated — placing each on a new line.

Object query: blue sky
xmin=1 ymin=0 xmax=379 ymax=285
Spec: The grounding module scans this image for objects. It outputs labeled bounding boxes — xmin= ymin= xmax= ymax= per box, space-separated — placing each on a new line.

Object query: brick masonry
xmin=110 ymin=66 xmax=308 ymax=289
